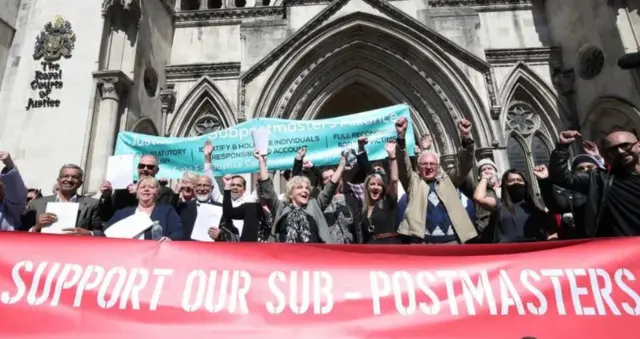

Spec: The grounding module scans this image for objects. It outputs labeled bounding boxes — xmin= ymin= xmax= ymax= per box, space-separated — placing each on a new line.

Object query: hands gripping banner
xmin=2 ymin=233 xmax=640 ymax=338
xmin=114 ymin=104 xmax=416 ymax=178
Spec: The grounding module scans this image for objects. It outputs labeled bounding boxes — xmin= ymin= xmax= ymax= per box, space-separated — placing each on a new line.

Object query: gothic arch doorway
xmin=250 ymin=12 xmax=493 ymax=156
xmin=315 ymin=82 xmax=394 ymax=119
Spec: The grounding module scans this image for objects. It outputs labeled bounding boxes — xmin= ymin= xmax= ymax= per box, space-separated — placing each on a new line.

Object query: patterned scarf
xmin=325 ymin=195 xmax=354 ymax=244
xmin=284 ymin=206 xmax=313 ymax=243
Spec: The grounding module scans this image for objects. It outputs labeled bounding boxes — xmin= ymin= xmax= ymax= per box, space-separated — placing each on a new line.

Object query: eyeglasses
xmin=604 ymin=142 xmax=637 ymax=154
xmin=138 ymin=164 xmax=156 ymax=170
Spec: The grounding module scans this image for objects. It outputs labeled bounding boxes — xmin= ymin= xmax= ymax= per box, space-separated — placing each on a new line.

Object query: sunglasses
xmin=138 ymin=164 xmax=156 ymax=170
xmin=604 ymin=142 xmax=637 ymax=154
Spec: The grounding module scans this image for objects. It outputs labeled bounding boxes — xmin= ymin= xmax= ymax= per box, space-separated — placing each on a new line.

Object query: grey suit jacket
xmin=22 ymin=195 xmax=103 ymax=231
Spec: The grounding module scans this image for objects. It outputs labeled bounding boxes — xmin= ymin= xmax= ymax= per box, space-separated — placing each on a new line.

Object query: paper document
xmin=105 ymin=213 xmax=154 ymax=239
xmin=191 ymin=204 xmax=224 ymax=242
xmin=251 ymin=128 xmax=270 ymax=155
xmin=42 ymin=202 xmax=80 ymax=234
xmin=106 ymin=154 xmax=135 ymax=190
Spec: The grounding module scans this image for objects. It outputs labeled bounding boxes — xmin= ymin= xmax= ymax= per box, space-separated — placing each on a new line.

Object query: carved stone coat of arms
xmin=33 ymin=15 xmax=76 ymax=61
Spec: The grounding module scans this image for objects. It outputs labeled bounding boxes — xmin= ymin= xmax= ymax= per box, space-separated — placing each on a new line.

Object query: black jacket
xmin=537 ymin=178 xmax=587 ymax=239
xmin=549 ymin=144 xmax=613 ymax=237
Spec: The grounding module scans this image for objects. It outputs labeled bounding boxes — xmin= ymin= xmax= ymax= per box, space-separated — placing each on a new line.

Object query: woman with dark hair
xmin=473 ymin=168 xmax=557 ymax=243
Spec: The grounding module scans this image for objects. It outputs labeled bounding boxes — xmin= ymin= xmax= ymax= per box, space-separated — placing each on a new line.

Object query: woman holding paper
xmin=255 ymin=148 xmax=347 ymax=243
xmin=360 ymin=140 xmax=400 ymax=244
xmin=94 ymin=176 xmax=184 ymax=241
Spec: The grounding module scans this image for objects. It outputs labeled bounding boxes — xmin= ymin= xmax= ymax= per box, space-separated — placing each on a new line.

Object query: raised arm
xmin=473 ymin=176 xmax=498 ymax=211
xmin=202 ymin=140 xmax=223 ymax=203
xmin=446 ymin=119 xmax=475 ymax=187
xmin=384 ymin=139 xmax=399 ymax=201
xmin=254 ymin=149 xmax=280 ymax=213
xmin=394 ymin=117 xmax=415 ymax=193
xmin=549 ymin=131 xmax=591 ymax=193
xmin=533 ymin=165 xmax=571 ymax=214
xmin=352 ymin=137 xmax=371 ymax=183
xmin=0 ymin=152 xmax=27 ymax=227
xmin=316 ymin=152 xmax=347 ymax=210
xmin=291 ymin=147 xmax=306 ymax=177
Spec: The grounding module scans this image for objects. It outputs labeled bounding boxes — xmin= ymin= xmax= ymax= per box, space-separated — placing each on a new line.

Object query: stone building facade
xmin=0 ymin=0 xmax=639 ymax=194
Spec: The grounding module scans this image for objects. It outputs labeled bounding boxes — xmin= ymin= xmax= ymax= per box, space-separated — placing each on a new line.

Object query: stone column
xmin=160 ymin=84 xmax=177 ymax=136
xmin=200 ymin=0 xmax=208 ymax=9
xmin=86 ymin=70 xmax=134 ymax=193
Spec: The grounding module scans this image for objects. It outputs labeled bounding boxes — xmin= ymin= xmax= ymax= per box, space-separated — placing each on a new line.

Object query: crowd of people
xmin=1 ymin=116 xmax=639 ymax=244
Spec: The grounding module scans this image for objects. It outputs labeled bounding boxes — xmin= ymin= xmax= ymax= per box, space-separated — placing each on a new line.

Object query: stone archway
xmin=315 ymin=82 xmax=394 ymax=119
xmin=251 ymin=12 xmax=493 ymax=156
xmin=582 ymin=97 xmax=640 ymax=144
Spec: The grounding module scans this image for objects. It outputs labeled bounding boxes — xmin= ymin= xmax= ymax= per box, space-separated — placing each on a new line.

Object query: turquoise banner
xmin=114 ymin=104 xmax=416 ymax=178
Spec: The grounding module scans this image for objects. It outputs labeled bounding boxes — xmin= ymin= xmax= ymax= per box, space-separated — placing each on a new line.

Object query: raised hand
xmin=583 ymin=140 xmax=601 ymax=157
xmin=223 ymin=174 xmax=233 ymax=189
xmin=395 ymin=117 xmax=408 ymax=137
xmin=253 ymin=149 xmax=266 ymax=161
xmin=385 ymin=139 xmax=397 ymax=157
xmin=303 ymin=160 xmax=314 ymax=169
xmin=296 ymin=147 xmax=307 ymax=160
xmin=559 ymin=130 xmax=581 ymax=145
xmin=419 ymin=134 xmax=433 ymax=151
xmin=0 ymin=151 xmax=14 ymax=168
xmin=99 ymin=181 xmax=112 ymax=196
xmin=358 ymin=137 xmax=368 ymax=151
xmin=458 ymin=119 xmax=472 ymax=137
xmin=204 ymin=140 xmax=214 ymax=156
xmin=533 ymin=165 xmax=549 ymax=179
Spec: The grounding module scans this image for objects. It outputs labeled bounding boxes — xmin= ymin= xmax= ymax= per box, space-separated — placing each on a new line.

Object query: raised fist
xmin=533 ymin=165 xmax=549 ymax=179
xmin=458 ymin=119 xmax=472 ymax=137
xmin=395 ymin=117 xmax=408 ymax=136
xmin=559 ymin=130 xmax=581 ymax=145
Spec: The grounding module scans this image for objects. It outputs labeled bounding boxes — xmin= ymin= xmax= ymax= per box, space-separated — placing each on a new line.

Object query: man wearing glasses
xmin=550 ymin=129 xmax=640 ymax=238
xmin=98 ymin=154 xmax=178 ymax=221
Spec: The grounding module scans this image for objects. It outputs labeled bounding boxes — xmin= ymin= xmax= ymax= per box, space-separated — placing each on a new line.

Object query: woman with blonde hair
xmin=177 ymin=172 xmax=198 ymax=202
xmin=361 ymin=140 xmax=400 ymax=244
xmin=256 ymin=148 xmax=348 ymax=243
xmin=93 ymin=176 xmax=184 ymax=241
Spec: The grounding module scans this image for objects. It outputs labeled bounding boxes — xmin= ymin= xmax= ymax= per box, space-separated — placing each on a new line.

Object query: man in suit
xmin=177 ymin=174 xmax=231 ymax=241
xmin=23 ymin=164 xmax=102 ymax=233
xmin=98 ymin=154 xmax=177 ymax=221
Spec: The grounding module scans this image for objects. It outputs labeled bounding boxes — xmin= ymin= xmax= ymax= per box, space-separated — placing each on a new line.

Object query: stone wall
xmin=0 ymin=0 xmax=20 ymax=89
xmin=126 ymin=0 xmax=175 ymax=132
xmin=545 ymin=0 xmax=640 ymax=141
xmin=0 ymin=0 xmax=103 ymax=190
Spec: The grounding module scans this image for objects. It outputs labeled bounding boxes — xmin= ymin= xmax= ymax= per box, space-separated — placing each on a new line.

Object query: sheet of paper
xmin=42 ymin=202 xmax=80 ymax=234
xmin=191 ymin=204 xmax=223 ymax=242
xmin=251 ymin=128 xmax=270 ymax=155
xmin=106 ymin=154 xmax=135 ymax=190
xmin=105 ymin=213 xmax=154 ymax=239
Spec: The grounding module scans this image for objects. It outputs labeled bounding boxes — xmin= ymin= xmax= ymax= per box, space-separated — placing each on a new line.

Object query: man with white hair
xmin=395 ymin=117 xmax=477 ymax=244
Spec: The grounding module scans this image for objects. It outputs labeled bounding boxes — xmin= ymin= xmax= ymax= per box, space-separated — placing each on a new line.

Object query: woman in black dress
xmin=362 ymin=140 xmax=400 ymax=244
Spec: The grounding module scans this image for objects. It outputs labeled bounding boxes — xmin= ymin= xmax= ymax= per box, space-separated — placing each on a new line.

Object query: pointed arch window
xmin=531 ymin=134 xmax=551 ymax=166
xmin=189 ymin=100 xmax=224 ymax=137
xmin=504 ymin=98 xmax=554 ymax=184
xmin=507 ymin=136 xmax=529 ymax=174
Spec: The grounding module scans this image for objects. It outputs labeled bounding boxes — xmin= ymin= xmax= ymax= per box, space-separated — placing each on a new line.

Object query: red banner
xmin=1 ymin=232 xmax=640 ymax=338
